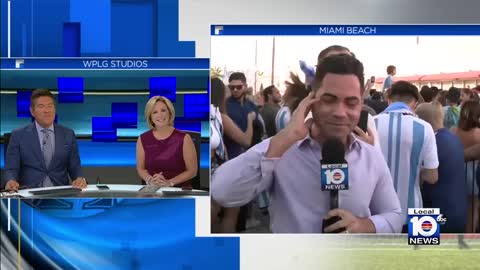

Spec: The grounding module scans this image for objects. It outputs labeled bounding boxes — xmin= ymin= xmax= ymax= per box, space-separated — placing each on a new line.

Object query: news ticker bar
xmin=211 ymin=24 xmax=480 ymax=35
xmin=0 ymin=58 xmax=209 ymax=70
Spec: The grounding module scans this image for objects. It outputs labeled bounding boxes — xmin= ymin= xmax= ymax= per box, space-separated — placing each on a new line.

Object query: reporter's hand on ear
xmin=266 ymin=92 xmax=320 ymax=158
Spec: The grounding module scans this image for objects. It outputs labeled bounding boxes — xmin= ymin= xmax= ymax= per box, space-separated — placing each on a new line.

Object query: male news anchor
xmin=3 ymin=89 xmax=87 ymax=191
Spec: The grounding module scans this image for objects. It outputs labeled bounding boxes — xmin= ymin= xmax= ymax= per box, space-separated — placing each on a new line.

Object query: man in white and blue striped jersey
xmin=374 ymin=81 xmax=439 ymax=232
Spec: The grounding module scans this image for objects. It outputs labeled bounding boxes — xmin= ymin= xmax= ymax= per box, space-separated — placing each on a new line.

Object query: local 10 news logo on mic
xmin=408 ymin=208 xmax=447 ymax=245
xmin=321 ymin=164 xmax=349 ymax=190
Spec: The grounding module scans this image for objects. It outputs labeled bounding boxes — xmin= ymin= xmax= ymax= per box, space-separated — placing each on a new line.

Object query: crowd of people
xmin=210 ymin=45 xmax=480 ymax=239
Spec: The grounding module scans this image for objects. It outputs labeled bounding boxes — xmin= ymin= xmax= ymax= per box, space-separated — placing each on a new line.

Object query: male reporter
xmin=3 ymin=89 xmax=87 ymax=191
xmin=212 ymin=55 xmax=402 ymax=233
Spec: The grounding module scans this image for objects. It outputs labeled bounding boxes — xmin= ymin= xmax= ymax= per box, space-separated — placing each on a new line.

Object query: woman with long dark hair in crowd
xmin=210 ymin=77 xmax=255 ymax=233
xmin=452 ymin=100 xmax=480 ymax=233
xmin=460 ymin=88 xmax=479 ymax=106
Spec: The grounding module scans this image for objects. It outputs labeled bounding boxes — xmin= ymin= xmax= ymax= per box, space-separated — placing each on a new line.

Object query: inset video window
xmin=1 ymin=58 xmax=210 ymax=196
xmin=210 ymin=25 xmax=480 ymax=235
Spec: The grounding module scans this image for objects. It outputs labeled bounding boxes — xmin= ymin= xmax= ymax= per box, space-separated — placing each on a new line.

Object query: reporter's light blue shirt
xmin=212 ymin=133 xmax=402 ymax=233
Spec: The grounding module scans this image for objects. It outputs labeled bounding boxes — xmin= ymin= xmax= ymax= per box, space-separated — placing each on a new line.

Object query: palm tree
xmin=210 ymin=67 xmax=223 ymax=79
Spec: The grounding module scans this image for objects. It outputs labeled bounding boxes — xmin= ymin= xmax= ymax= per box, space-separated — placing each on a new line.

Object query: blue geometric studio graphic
xmin=1 ymin=0 xmax=195 ymax=57
xmin=16 ymin=91 xmax=32 ymax=117
xmin=92 ymin=103 xmax=138 ymax=142
xmin=14 ymin=77 xmax=209 ymax=142
xmin=0 ymin=199 xmax=240 ymax=270
xmin=150 ymin=77 xmax=176 ymax=102
xmin=57 ymin=77 xmax=84 ymax=103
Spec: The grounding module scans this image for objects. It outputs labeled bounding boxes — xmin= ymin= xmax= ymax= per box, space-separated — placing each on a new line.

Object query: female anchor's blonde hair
xmin=144 ymin=96 xmax=175 ymax=129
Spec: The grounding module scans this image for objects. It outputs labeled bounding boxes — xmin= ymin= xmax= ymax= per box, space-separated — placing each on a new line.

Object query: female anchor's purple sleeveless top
xmin=140 ymin=129 xmax=191 ymax=188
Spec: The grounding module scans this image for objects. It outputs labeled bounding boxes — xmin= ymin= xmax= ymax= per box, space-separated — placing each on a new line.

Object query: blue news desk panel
xmin=0 ymin=139 xmax=211 ymax=190
xmin=0 ymin=198 xmax=240 ymax=270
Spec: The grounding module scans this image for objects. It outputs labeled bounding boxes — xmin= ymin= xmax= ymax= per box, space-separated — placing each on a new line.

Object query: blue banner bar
xmin=0 ymin=58 xmax=209 ymax=69
xmin=0 ymin=142 xmax=210 ymax=168
xmin=211 ymin=25 xmax=480 ymax=36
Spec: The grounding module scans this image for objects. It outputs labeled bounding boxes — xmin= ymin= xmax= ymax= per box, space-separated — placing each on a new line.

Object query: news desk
xmin=2 ymin=185 xmax=209 ymax=198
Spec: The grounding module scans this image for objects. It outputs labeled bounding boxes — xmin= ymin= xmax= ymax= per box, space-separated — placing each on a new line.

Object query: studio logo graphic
xmin=321 ymin=164 xmax=348 ymax=190
xmin=408 ymin=208 xmax=446 ymax=245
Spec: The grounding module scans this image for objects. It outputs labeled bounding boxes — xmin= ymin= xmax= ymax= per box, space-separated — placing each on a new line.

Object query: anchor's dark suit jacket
xmin=3 ymin=123 xmax=82 ymax=189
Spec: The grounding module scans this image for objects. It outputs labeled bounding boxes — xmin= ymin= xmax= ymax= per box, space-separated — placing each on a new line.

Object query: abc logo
xmin=410 ymin=216 xmax=438 ymax=237
xmin=436 ymin=214 xmax=447 ymax=225
xmin=325 ymin=169 xmax=345 ymax=185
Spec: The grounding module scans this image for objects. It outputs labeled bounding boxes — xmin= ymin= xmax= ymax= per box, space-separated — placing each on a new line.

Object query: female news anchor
xmin=136 ymin=96 xmax=198 ymax=188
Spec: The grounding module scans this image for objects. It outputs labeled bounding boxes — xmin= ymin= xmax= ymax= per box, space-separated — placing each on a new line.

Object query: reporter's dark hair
xmin=317 ymin=45 xmax=351 ymax=65
xmin=313 ymin=54 xmax=365 ymax=94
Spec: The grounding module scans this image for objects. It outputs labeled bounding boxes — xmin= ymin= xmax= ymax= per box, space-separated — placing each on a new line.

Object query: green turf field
xmin=329 ymin=239 xmax=480 ymax=270
xmin=337 ymin=246 xmax=479 ymax=270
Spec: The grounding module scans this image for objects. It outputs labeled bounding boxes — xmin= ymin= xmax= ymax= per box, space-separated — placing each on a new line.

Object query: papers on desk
xmin=160 ymin=187 xmax=183 ymax=192
xmin=161 ymin=188 xmax=209 ymax=196
xmin=138 ymin=185 xmax=161 ymax=193
xmin=0 ymin=191 xmax=20 ymax=198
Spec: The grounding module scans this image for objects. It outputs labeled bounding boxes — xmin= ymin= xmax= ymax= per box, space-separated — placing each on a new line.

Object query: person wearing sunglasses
xmin=224 ymin=72 xmax=265 ymax=232
xmin=224 ymin=72 xmax=261 ymax=160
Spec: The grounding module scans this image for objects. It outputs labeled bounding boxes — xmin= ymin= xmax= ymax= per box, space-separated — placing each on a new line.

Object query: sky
xmin=211 ymin=36 xmax=480 ymax=93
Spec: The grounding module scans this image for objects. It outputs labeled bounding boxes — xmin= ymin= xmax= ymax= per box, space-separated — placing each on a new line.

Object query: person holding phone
xmin=364 ymin=76 xmax=376 ymax=96
xmin=212 ymin=54 xmax=402 ymax=233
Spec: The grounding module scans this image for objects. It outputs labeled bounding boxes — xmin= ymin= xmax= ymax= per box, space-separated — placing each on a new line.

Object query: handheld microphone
xmin=321 ymin=138 xmax=349 ymax=233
